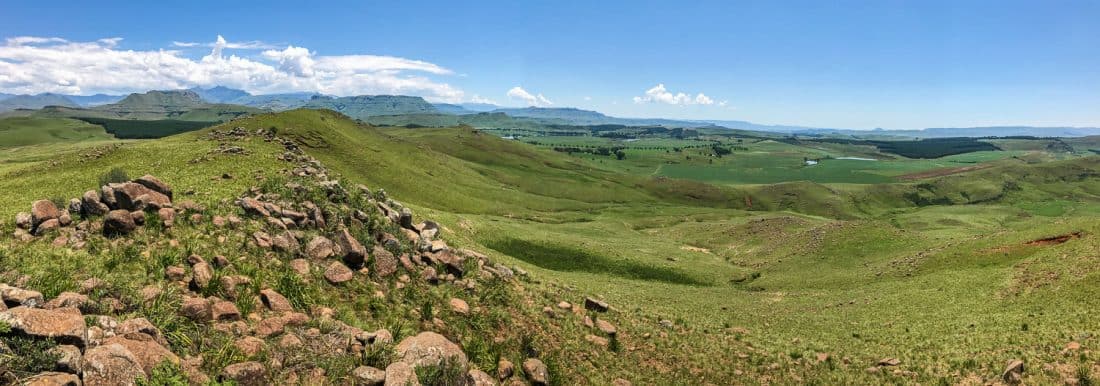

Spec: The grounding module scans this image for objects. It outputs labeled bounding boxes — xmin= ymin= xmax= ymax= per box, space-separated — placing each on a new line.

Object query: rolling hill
xmin=302 ymin=95 xmax=439 ymax=118
xmin=0 ymin=93 xmax=78 ymax=112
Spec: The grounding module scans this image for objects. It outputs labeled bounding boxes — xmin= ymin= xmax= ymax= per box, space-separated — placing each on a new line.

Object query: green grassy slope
xmin=2 ymin=109 xmax=1099 ymax=384
xmin=0 ymin=117 xmax=114 ymax=149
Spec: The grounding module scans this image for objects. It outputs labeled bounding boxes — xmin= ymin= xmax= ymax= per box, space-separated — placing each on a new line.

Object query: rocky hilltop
xmin=0 ymin=127 xmax=630 ymax=385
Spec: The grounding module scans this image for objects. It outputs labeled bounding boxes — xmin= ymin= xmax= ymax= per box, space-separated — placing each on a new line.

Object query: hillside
xmin=0 ymin=109 xmax=1098 ymax=384
xmin=0 ymin=94 xmax=78 ymax=112
xmin=303 ymin=95 xmax=439 ymax=119
xmin=0 ymin=117 xmax=113 ymax=149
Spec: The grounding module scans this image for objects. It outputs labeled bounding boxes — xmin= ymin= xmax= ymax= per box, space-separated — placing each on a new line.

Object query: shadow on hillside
xmin=483 ymin=238 xmax=708 ymax=286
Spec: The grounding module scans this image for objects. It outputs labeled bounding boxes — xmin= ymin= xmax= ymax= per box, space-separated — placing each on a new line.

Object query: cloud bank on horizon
xmin=633 ymin=84 xmax=726 ymax=107
xmin=0 ymin=35 xmax=471 ymax=103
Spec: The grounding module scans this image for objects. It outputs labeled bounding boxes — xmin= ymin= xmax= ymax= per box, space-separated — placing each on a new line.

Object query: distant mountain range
xmin=3 ymin=86 xmax=1099 ymax=137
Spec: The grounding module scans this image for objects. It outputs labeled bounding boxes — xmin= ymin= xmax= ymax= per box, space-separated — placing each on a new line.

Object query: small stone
xmin=211 ymin=300 xmax=241 ymax=321
xmin=522 ymin=358 xmax=549 ymax=386
xmin=1003 ymin=359 xmax=1024 ymax=384
xmin=289 ymin=259 xmax=310 ymax=276
xmin=467 ymin=369 xmax=496 ymax=386
xmin=305 ymin=235 xmax=335 ymax=259
xmin=384 ymin=361 xmax=419 ymax=386
xmin=449 ymin=298 xmax=470 ymax=315
xmin=220 ymin=361 xmax=266 ymax=386
xmin=352 ymin=365 xmax=386 ymax=386
xmin=497 ymin=359 xmax=514 ymax=380
xmin=596 ymin=319 xmax=617 ymax=336
xmin=259 ymin=289 xmax=294 ymax=313
xmin=179 ymin=297 xmax=210 ymax=321
xmin=235 ymin=336 xmax=266 ymax=357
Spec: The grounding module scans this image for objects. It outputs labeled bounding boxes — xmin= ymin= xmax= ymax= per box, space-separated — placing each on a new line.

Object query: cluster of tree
xmin=551 ymin=146 xmax=627 ymax=160
xmin=78 ymin=118 xmax=217 ymax=139
xmin=779 ymin=136 xmax=1000 ymax=159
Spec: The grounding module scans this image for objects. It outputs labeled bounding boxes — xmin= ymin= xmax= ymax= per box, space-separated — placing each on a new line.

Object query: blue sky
xmin=2 ymin=0 xmax=1098 ymax=129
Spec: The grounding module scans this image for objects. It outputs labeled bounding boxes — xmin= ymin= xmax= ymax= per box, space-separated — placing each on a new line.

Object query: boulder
xmin=259 ymin=289 xmax=294 ymax=313
xmin=399 ymin=207 xmax=414 ymax=229
xmin=336 ymin=228 xmax=367 ymax=268
xmin=239 ymin=198 xmax=270 ymax=217
xmin=522 ymin=358 xmax=549 ymax=386
xmin=0 ymin=306 xmax=86 ymax=347
xmin=43 ymin=292 xmax=92 ymax=312
xmin=324 ymin=261 xmax=354 ymax=284
xmin=372 ymin=246 xmax=398 ymax=278
xmin=134 ymin=175 xmax=172 ymax=200
xmin=19 ymin=372 xmax=81 ymax=386
xmin=82 ymin=343 xmax=146 ymax=386
xmin=110 ymin=182 xmax=170 ymax=211
xmin=15 ymin=212 xmax=32 ymax=229
xmin=395 ymin=331 xmax=468 ymax=369
xmin=31 ymin=199 xmax=61 ymax=228
xmin=103 ymin=209 xmax=137 ymax=236
xmin=234 ymin=336 xmax=266 ymax=357
xmin=211 ymin=300 xmax=241 ymax=321
xmin=584 ymin=297 xmax=609 ymax=313
xmin=81 ymin=190 xmax=110 ymax=216
xmin=271 ymin=232 xmax=300 ymax=253
xmin=254 ymin=316 xmax=287 ymax=338
xmin=384 ymin=361 xmax=419 ymax=386
xmin=0 ymin=284 xmax=44 ymax=307
xmin=34 ymin=219 xmax=60 ymax=236
xmin=305 ymin=236 xmax=335 ymax=259
xmin=220 ymin=361 xmax=267 ymax=386
xmin=103 ymin=334 xmax=180 ymax=376
xmin=1003 ymin=359 xmax=1024 ymax=384
xmin=157 ymin=208 xmax=176 ymax=227
xmin=190 ymin=262 xmax=214 ymax=290
xmin=51 ymin=344 xmax=83 ymax=374
xmin=467 ymin=369 xmax=496 ymax=386
xmin=596 ymin=319 xmax=617 ymax=336
xmin=352 ymin=365 xmax=387 ymax=386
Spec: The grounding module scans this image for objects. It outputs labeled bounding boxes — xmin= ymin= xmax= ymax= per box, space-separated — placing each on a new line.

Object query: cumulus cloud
xmin=506 ymin=86 xmax=553 ymax=106
xmin=0 ymin=35 xmax=467 ymax=102
xmin=632 ymin=83 xmax=716 ymax=106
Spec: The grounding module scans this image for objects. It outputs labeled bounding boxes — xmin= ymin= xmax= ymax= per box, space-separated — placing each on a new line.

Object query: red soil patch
xmin=1024 ymin=232 xmax=1083 ymax=246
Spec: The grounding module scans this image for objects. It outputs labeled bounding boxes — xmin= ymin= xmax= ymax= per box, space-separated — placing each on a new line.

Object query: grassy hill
xmin=0 ymin=117 xmax=113 ymax=148
xmin=303 ymin=95 xmax=439 ymax=119
xmin=0 ymin=94 xmax=78 ymax=112
xmin=1 ymin=109 xmax=1099 ymax=384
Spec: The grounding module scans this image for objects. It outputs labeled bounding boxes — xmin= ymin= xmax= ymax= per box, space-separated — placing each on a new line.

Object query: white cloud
xmin=467 ymin=94 xmax=498 ymax=105
xmin=0 ymin=35 xmax=469 ymax=102
xmin=632 ymin=83 xmax=717 ymax=106
xmin=583 ymin=96 xmax=592 ymax=101
xmin=173 ymin=35 xmax=275 ymax=51
xmin=506 ymin=86 xmax=553 ymax=107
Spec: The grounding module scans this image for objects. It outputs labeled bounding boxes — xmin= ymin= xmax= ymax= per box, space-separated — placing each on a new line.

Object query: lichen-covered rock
xmin=324 ymin=261 xmax=354 ymax=284
xmin=103 ymin=209 xmax=137 ymax=236
xmin=522 ymin=358 xmax=550 ymax=386
xmin=82 ymin=343 xmax=146 ymax=386
xmin=0 ymin=306 xmax=86 ymax=347
xmin=305 ymin=235 xmax=335 ymax=259
xmin=352 ymin=365 xmax=387 ymax=386
xmin=134 ymin=175 xmax=172 ymax=200
xmin=384 ymin=361 xmax=419 ymax=386
xmin=31 ymin=199 xmax=60 ymax=228
xmin=395 ymin=331 xmax=468 ymax=369
xmin=220 ymin=361 xmax=267 ymax=386
xmin=335 ymin=228 xmax=367 ymax=268
xmin=259 ymin=288 xmax=294 ymax=313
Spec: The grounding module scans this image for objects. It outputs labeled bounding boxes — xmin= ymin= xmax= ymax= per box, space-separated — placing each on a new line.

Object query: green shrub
xmin=99 ymin=167 xmax=130 ymax=186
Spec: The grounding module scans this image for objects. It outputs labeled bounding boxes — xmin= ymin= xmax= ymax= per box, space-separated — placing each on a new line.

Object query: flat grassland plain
xmin=2 ymin=110 xmax=1098 ymax=384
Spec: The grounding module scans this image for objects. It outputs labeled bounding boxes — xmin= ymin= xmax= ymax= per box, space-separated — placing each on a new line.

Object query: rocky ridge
xmin=1 ymin=127 xmax=630 ymax=385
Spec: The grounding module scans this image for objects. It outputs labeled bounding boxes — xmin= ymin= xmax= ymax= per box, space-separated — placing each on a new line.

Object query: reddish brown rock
xmin=211 ymin=300 xmax=241 ymax=321
xmin=395 ymin=331 xmax=468 ymax=369
xmin=305 ymin=235 xmax=335 ymax=259
xmin=220 ymin=361 xmax=267 ymax=386
xmin=259 ymin=288 xmax=294 ymax=313
xmin=31 ymin=199 xmax=61 ymax=228
xmin=0 ymin=306 xmax=85 ymax=347
xmin=103 ymin=209 xmax=137 ymax=236
xmin=82 ymin=343 xmax=146 ymax=386
xmin=324 ymin=261 xmax=354 ymax=284
xmin=372 ymin=245 xmax=398 ymax=278
xmin=134 ymin=175 xmax=172 ymax=200
xmin=335 ymin=228 xmax=367 ymax=268
xmin=103 ymin=333 xmax=180 ymax=376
